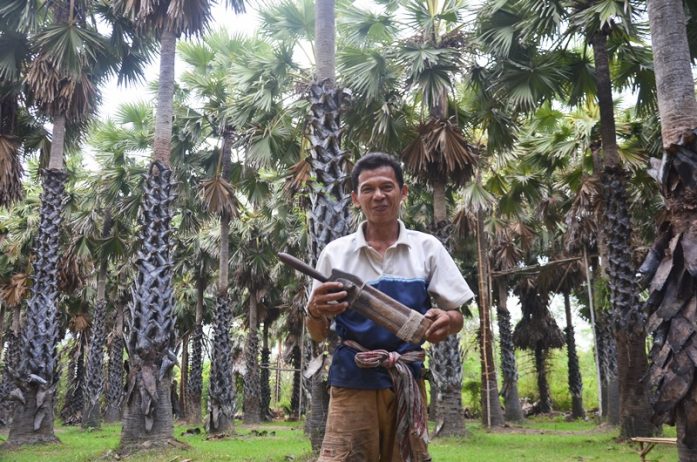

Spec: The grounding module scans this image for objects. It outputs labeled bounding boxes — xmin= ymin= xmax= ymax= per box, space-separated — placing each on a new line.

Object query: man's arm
xmin=305 ymin=281 xmax=348 ymax=342
xmin=423 ymin=308 xmax=464 ymax=343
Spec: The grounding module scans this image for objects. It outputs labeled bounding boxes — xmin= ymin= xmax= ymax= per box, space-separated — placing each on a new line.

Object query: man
xmin=306 ymin=152 xmax=474 ymax=462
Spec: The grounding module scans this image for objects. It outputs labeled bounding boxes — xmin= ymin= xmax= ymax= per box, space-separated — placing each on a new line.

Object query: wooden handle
xmin=278 ymin=253 xmax=328 ymax=283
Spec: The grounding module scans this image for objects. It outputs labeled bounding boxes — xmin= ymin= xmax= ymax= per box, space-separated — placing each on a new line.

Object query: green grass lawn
xmin=0 ymin=417 xmax=678 ymax=462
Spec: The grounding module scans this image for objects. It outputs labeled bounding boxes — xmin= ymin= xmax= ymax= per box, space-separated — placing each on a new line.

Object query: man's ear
xmin=400 ymin=184 xmax=408 ymax=201
xmin=351 ymin=190 xmax=360 ymax=208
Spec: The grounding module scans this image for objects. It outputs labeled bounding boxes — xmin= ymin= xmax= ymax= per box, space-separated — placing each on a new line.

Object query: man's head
xmin=351 ymin=152 xmax=408 ymax=227
xmin=351 ymin=152 xmax=404 ymax=192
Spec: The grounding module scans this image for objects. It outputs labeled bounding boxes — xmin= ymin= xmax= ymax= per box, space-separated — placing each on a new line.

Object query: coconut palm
xmin=641 ymin=0 xmax=697 ymax=458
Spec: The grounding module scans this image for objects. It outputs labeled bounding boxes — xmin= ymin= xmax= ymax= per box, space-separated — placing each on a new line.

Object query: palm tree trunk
xmin=496 ymin=282 xmax=524 ymax=422
xmin=648 ymin=0 xmax=697 ymax=144
xmin=187 ymin=276 xmax=205 ymax=424
xmin=0 ymin=303 xmax=6 ymax=362
xmin=7 ymin=167 xmax=67 ymax=446
xmin=61 ymin=334 xmax=87 ymax=425
xmin=314 ymin=0 xmax=335 ymax=83
xmin=207 ymin=294 xmax=235 ymax=433
xmin=645 ymin=1 xmax=697 ymax=459
xmin=243 ymin=297 xmax=261 ymax=424
xmin=596 ymin=309 xmax=620 ymax=425
xmin=104 ymin=304 xmax=124 ymax=423
xmin=153 ymin=29 xmax=176 ymax=165
xmin=534 ymin=346 xmax=552 ymax=414
xmin=120 ymin=161 xmax=177 ymax=451
xmin=591 ymin=30 xmax=657 ymax=439
xmin=83 ymin=214 xmax=112 ymax=429
xmin=121 ymin=379 xmax=173 ymax=446
xmin=563 ymin=291 xmax=584 ymax=419
xmin=179 ymin=333 xmax=189 ymax=421
xmin=260 ymin=322 xmax=271 ymax=422
xmin=208 ymin=129 xmax=235 ymax=434
xmin=432 ymin=179 xmax=447 ymax=224
xmin=289 ymin=344 xmax=301 ymax=421
xmin=476 ymin=209 xmax=505 ymax=427
xmin=0 ymin=305 xmax=22 ymax=426
xmin=430 ymin=334 xmax=466 ymax=436
xmin=82 ymin=301 xmax=107 ymax=428
xmin=307 ymin=0 xmax=350 ymax=440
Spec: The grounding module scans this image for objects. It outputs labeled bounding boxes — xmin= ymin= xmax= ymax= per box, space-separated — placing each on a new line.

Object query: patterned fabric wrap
xmin=343 ymin=339 xmax=429 ymax=462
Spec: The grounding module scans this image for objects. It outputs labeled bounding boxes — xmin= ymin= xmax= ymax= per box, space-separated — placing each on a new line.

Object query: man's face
xmin=351 ymin=166 xmax=408 ymax=226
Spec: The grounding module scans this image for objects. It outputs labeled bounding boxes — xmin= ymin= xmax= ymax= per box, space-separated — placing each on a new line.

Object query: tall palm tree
xmin=111 ymin=0 xmax=244 ymax=449
xmin=477 ymin=0 xmax=658 ymax=437
xmin=2 ymin=0 xmax=121 ymax=445
xmin=642 ymin=0 xmax=697 ymax=458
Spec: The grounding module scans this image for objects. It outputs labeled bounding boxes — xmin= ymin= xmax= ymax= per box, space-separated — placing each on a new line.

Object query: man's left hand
xmin=423 ymin=308 xmax=456 ymax=343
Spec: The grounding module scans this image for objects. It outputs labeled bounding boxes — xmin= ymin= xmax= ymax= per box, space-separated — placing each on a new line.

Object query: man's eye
xmin=361 ymin=188 xmax=374 ymax=193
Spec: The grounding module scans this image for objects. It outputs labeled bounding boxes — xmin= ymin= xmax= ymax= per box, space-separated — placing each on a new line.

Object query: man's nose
xmin=374 ymin=188 xmax=385 ymax=199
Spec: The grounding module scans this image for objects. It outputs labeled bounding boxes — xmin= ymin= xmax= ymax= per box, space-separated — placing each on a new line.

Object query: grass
xmin=0 ymin=417 xmax=678 ymax=462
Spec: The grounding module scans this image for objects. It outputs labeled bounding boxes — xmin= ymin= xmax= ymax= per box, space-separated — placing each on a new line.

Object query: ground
xmin=0 ymin=417 xmax=678 ymax=461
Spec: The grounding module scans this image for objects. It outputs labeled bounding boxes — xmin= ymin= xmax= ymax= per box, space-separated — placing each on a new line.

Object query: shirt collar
xmin=354 ymin=219 xmax=410 ymax=251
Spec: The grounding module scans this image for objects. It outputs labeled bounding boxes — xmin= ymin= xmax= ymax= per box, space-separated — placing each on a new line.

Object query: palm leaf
xmin=199 ymin=175 xmax=238 ymax=216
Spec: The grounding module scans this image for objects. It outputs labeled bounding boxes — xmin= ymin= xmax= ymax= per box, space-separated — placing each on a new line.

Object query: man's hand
xmin=307 ymin=281 xmax=349 ymax=319
xmin=423 ymin=308 xmax=463 ymax=343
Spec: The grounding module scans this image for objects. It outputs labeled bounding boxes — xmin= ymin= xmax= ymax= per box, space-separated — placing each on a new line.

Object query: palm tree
xmin=642 ymin=0 xmax=697 ymax=458
xmin=513 ymin=279 xmax=565 ymax=413
xmin=2 ymin=0 xmax=119 ymax=445
xmin=111 ymin=0 xmax=245 ymax=448
xmin=477 ymin=0 xmax=658 ymax=437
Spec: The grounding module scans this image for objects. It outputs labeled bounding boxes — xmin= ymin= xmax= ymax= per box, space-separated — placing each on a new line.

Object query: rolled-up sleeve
xmin=428 ymin=244 xmax=475 ymax=310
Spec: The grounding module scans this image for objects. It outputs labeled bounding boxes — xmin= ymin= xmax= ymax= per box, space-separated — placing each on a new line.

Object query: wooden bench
xmin=631 ymin=437 xmax=677 ymax=461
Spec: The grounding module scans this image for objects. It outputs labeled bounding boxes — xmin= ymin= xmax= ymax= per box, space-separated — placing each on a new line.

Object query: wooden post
xmin=583 ymin=246 xmax=603 ymax=416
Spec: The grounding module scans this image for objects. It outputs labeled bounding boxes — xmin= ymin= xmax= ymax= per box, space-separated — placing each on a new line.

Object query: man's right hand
xmin=307 ymin=281 xmax=349 ymax=319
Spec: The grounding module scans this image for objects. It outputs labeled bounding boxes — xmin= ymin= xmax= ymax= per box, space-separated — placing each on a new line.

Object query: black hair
xmin=350 ymin=152 xmax=404 ymax=191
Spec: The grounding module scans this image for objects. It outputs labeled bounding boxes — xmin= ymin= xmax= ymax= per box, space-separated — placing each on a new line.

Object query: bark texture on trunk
xmin=61 ymin=334 xmax=86 ymax=425
xmin=564 ymin=291 xmax=584 ymax=419
xmin=83 ymin=213 xmax=112 ymax=429
xmin=243 ymin=298 xmax=261 ymax=424
xmin=7 ymin=169 xmax=67 ymax=446
xmin=497 ymin=290 xmax=524 ymax=422
xmin=592 ymin=30 xmax=657 ymax=439
xmin=289 ymin=344 xmax=301 ymax=420
xmin=153 ymin=29 xmax=176 ymax=165
xmin=314 ymin=0 xmax=335 ymax=83
xmin=596 ymin=308 xmax=620 ymax=424
xmin=121 ymin=379 xmax=173 ymax=448
xmin=640 ymin=133 xmax=697 ymax=459
xmin=207 ymin=294 xmax=235 ymax=433
xmin=178 ymin=333 xmax=189 ymax=421
xmin=120 ymin=162 xmax=177 ymax=450
xmin=308 ymin=366 xmax=329 ymax=451
xmin=83 ymin=299 xmax=108 ymax=428
xmin=648 ymin=0 xmax=697 ymax=145
xmin=0 ymin=328 xmax=19 ymax=426
xmin=646 ymin=0 xmax=697 ymax=459
xmin=306 ymin=78 xmax=351 ymax=449
xmin=187 ymin=322 xmax=203 ymax=424
xmin=604 ymin=168 xmax=656 ymax=438
xmin=104 ymin=305 xmax=124 ymax=423
xmin=430 ymin=334 xmax=466 ymax=436
xmin=429 ymin=220 xmax=468 ymax=434
xmin=260 ymin=322 xmax=271 ymax=422
xmin=534 ymin=346 xmax=552 ymax=414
